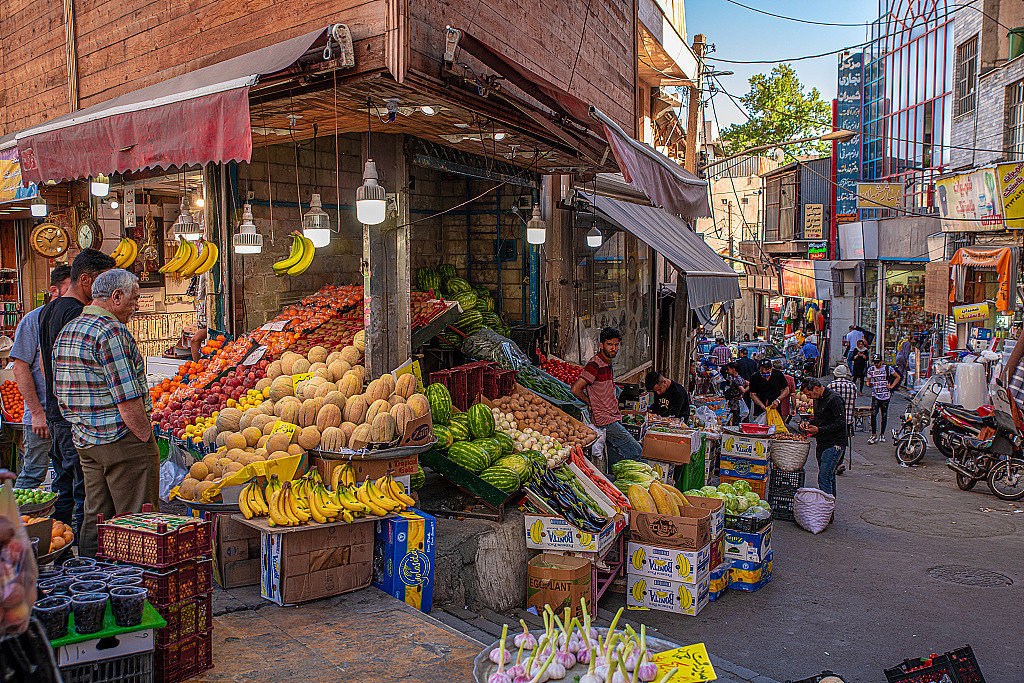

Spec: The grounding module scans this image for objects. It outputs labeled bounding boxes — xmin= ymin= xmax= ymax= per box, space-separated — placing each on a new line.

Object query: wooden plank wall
xmin=0 ymin=0 xmax=388 ymax=137
xmin=407 ymin=0 xmax=636 ymax=135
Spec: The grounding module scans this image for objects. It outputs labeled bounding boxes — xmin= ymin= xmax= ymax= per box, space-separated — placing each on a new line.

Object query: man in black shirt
xmin=644 ymin=370 xmax=690 ymax=419
xmin=735 ymin=348 xmax=758 ymax=380
xmin=747 ymin=358 xmax=790 ymax=418
xmin=799 ymin=378 xmax=847 ymax=499
xmin=38 ymin=249 xmax=114 ymax=535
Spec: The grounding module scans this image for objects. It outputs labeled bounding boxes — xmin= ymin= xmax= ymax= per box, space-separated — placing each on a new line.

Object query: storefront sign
xmin=124 ymin=184 xmax=136 ymax=228
xmin=835 ymin=52 xmax=863 ymax=216
xmin=996 ymin=162 xmax=1024 ymax=230
xmin=953 ymin=302 xmax=990 ymax=323
xmin=803 ymin=204 xmax=823 ymax=239
xmin=780 ymin=260 xmax=818 ymax=299
xmin=807 ymin=242 xmax=828 ymax=260
xmin=835 ymin=213 xmax=858 ymax=224
xmin=936 ymin=168 xmax=1003 ymax=232
xmin=949 ymin=246 xmax=1016 ymax=311
xmin=856 ymin=183 xmax=903 ymax=209
xmin=0 ymin=147 xmax=37 ymax=205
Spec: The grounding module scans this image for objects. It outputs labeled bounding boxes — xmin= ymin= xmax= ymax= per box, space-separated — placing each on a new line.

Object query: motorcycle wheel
xmin=986 ymin=458 xmax=1024 ymax=501
xmin=932 ymin=425 xmax=954 ymax=458
xmin=895 ymin=434 xmax=926 ymax=466
xmin=956 ymin=472 xmax=977 ymax=491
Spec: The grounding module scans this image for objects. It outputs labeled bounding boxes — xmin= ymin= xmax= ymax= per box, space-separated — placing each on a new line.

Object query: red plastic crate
xmin=156 ymin=629 xmax=213 ymax=683
xmin=154 ymin=592 xmax=213 ymax=648
xmin=496 ymin=368 xmax=515 ymax=397
xmin=142 ymin=557 xmax=213 ymax=606
xmin=432 ymin=367 xmax=468 ymax=410
xmin=461 ymin=363 xmax=485 ymax=403
xmin=97 ymin=509 xmax=212 ymax=568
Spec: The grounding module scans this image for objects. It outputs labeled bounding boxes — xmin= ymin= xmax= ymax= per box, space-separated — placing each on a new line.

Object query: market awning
xmin=454 ymin=31 xmax=710 ymax=221
xmin=581 ymin=192 xmax=739 ymax=309
xmin=14 ymin=28 xmax=329 ymax=185
xmin=950 ymin=246 xmax=1019 ymax=312
xmin=830 ymin=260 xmax=864 ymax=298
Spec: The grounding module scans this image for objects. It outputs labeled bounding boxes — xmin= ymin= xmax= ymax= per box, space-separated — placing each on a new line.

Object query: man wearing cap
xmin=866 ymin=353 xmax=901 ymax=444
xmin=828 ymin=364 xmax=859 ymax=474
xmin=747 ymin=358 xmax=791 ymax=418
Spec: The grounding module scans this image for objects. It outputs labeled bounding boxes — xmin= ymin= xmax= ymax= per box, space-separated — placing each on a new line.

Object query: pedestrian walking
xmin=844 ymin=325 xmax=865 ymax=370
xmin=571 ymin=327 xmax=641 ymax=467
xmin=9 ymin=266 xmax=71 ymax=488
xmin=54 ymin=269 xmax=159 ymax=558
xmin=37 ymin=249 xmax=115 ymax=537
xmin=828 ymin=364 xmax=859 ymax=475
xmin=894 ymin=337 xmax=912 ymax=391
xmin=772 ymin=359 xmax=797 ymax=424
xmin=866 ymin=353 xmax=901 ymax=444
xmin=799 ymin=378 xmax=847 ymax=499
xmin=735 ymin=347 xmax=758 ymax=381
xmin=851 ymin=339 xmax=869 ymax=394
xmin=801 ymin=336 xmax=820 ymax=376
xmin=710 ymin=337 xmax=733 ymax=367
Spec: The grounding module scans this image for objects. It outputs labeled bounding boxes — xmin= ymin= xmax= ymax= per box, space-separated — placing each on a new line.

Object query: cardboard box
xmin=724 ymin=523 xmax=772 ymax=563
xmin=214 ymin=514 xmax=261 ymax=589
xmin=710 ymin=532 xmax=725 ymax=570
xmin=627 ymin=540 xmax=709 ymax=583
xmin=684 ymin=495 xmax=725 ymax=538
xmin=373 ymin=510 xmax=436 ymax=613
xmin=720 ymin=430 xmax=771 ymax=459
xmin=314 ymin=455 xmax=417 ymax=489
xmin=57 ymin=627 xmax=155 ymax=666
xmin=525 ymin=513 xmax=620 ymax=557
xmin=526 ymin=553 xmax=592 ymax=621
xmin=629 ymin=505 xmax=712 ymax=551
xmin=708 ymin=560 xmax=731 ymax=592
xmin=641 ymin=429 xmax=696 ymax=465
xmin=720 ymin=453 xmax=770 ymax=480
xmin=625 ymin=572 xmax=709 ymax=616
xmin=261 ymin=520 xmax=373 ymax=605
xmin=730 ymin=551 xmax=773 ymax=585
xmin=641 ymin=459 xmax=677 ymax=484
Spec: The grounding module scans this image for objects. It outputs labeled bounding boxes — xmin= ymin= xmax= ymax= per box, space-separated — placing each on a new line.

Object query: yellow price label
xmin=271 ymin=420 xmax=299 ymax=439
xmin=652 ymin=643 xmax=716 ymax=681
xmin=291 ymin=372 xmax=313 ymax=389
xmin=394 ymin=360 xmax=425 ymax=392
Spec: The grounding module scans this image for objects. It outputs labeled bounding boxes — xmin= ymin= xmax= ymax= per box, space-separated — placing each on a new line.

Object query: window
xmin=954 ymin=36 xmax=978 ymax=117
xmin=1006 ymin=79 xmax=1024 ymax=161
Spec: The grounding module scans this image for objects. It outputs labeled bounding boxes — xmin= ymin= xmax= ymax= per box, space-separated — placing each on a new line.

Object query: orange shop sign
xmin=949 ymin=247 xmax=1015 ymax=312
xmin=780 ymin=260 xmax=818 ymax=300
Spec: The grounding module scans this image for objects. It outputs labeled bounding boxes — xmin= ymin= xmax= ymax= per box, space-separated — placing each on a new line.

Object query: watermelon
xmin=454 ymin=291 xmax=478 ymax=311
xmin=473 ymin=437 xmax=503 ymax=465
xmin=437 ymin=330 xmax=462 ymax=349
xmin=448 ymin=442 xmax=490 ymax=473
xmin=447 ymin=421 xmax=471 ymax=442
xmin=425 ymin=383 xmax=452 ymax=425
xmin=437 ymin=264 xmax=457 ymax=279
xmin=479 ymin=466 xmax=520 ymax=493
xmin=449 ymin=412 xmax=469 ymax=427
xmin=433 ymin=425 xmax=454 ymax=449
xmin=455 ymin=310 xmax=484 ymax=335
xmin=411 ymin=464 xmax=425 ymax=490
xmin=416 ymin=267 xmax=435 ymax=291
xmin=475 ymin=297 xmax=495 ymax=312
xmin=493 ymin=431 xmax=514 ymax=456
xmin=522 ymin=449 xmax=546 ymax=469
xmin=445 ymin=277 xmax=473 ymax=296
xmin=467 ymin=403 xmax=495 ymax=438
xmin=495 ymin=453 xmax=530 ymax=479
xmin=480 ymin=312 xmax=501 ymax=328
xmin=474 ymin=285 xmax=490 ymax=298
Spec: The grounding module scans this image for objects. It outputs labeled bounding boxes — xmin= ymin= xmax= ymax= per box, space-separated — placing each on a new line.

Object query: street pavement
xmin=605 ymin=391 xmax=1024 ymax=683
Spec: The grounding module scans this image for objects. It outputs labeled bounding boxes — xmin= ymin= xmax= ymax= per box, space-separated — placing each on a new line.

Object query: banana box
xmin=724 ymin=523 xmax=772 ymax=563
xmin=719 ymin=453 xmax=770 ymax=481
xmin=625 ymin=572 xmax=709 ymax=616
xmin=684 ymin=495 xmax=725 ymax=538
xmin=720 ymin=429 xmax=771 ymax=459
xmin=372 ymin=509 xmax=436 ymax=613
xmin=525 ymin=513 xmax=618 ymax=558
xmin=707 ymin=560 xmax=731 ymax=601
xmin=626 ymin=541 xmax=709 ymax=583
xmin=730 ymin=552 xmax=773 ymax=592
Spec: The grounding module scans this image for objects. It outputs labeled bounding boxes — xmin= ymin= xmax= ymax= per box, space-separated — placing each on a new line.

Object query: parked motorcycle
xmin=931 ymin=402 xmax=993 ymax=458
xmin=944 ymin=386 xmax=1024 ymax=501
xmin=892 ymin=367 xmax=947 ymax=465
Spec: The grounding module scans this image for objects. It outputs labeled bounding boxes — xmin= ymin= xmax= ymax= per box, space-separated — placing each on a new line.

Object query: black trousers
xmin=871 ymin=397 xmax=890 ymax=435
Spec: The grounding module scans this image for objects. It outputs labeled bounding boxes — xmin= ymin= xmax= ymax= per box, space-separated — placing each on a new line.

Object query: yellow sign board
xmin=393 ymin=359 xmax=424 ymax=392
xmin=997 ymin=162 xmax=1024 ymax=230
xmin=271 ymin=420 xmax=299 ymax=440
xmin=803 ymin=204 xmax=823 ymax=239
xmin=291 ymin=372 xmax=313 ymax=389
xmin=652 ymin=643 xmax=717 ymax=681
xmin=857 ymin=182 xmax=903 ymax=209
xmin=952 ymin=302 xmax=990 ymax=324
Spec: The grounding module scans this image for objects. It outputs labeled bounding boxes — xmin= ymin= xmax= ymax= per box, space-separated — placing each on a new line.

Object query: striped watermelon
xmin=522 ymin=450 xmax=546 ymax=469
xmin=479 ymin=465 xmax=520 ymax=493
xmin=445 ymin=277 xmax=473 ymax=296
xmin=449 ymin=412 xmax=469 ymax=427
xmin=494 ymin=454 xmax=531 ymax=479
xmin=474 ymin=285 xmax=490 ymax=298
xmin=455 ymin=310 xmax=484 ymax=335
xmin=447 ymin=421 xmax=471 ymax=442
xmin=425 ymin=383 xmax=452 ymax=425
xmin=433 ymin=425 xmax=454 ymax=449
xmin=474 ymin=297 xmax=495 ymax=312
xmin=453 ymin=291 xmax=478 ymax=311
xmin=480 ymin=311 xmax=501 ymax=327
xmin=411 ymin=464 xmax=425 ymax=490
xmin=437 ymin=330 xmax=462 ymax=349
xmin=493 ymin=431 xmax=514 ymax=456
xmin=467 ymin=403 xmax=495 ymax=439
xmin=437 ymin=264 xmax=457 ymax=279
xmin=448 ymin=442 xmax=490 ymax=473
xmin=473 ymin=437 xmax=503 ymax=465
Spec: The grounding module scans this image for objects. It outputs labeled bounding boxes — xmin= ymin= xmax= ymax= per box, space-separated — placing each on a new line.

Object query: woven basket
xmin=770 ymin=439 xmax=810 ymax=471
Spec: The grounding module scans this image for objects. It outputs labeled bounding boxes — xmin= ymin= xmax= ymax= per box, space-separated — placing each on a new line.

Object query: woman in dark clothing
xmin=851 ymin=339 xmax=869 ymax=394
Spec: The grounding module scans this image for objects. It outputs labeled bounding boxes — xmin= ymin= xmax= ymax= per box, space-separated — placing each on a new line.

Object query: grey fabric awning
xmin=581 ymin=192 xmax=740 ymax=309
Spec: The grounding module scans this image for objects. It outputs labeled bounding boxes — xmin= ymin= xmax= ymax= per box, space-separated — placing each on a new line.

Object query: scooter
xmin=893 ymin=363 xmax=950 ymax=465
xmin=944 ymin=385 xmax=1024 ymax=501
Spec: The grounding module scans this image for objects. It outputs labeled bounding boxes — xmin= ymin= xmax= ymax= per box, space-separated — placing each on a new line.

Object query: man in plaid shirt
xmin=828 ymin=364 xmax=858 ymax=475
xmin=54 ymin=269 xmax=157 ymax=557
xmin=710 ymin=337 xmax=733 ymax=367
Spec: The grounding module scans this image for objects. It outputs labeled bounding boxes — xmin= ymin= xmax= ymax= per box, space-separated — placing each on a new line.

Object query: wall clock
xmin=30 ymin=223 xmax=70 ymax=259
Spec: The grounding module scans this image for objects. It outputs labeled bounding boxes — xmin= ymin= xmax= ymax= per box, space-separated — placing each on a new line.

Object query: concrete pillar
xmin=362 ymin=132 xmax=410 ymax=377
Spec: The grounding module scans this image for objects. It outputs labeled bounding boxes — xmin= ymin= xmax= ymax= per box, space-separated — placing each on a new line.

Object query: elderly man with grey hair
xmin=54 ymin=268 xmax=158 ymax=557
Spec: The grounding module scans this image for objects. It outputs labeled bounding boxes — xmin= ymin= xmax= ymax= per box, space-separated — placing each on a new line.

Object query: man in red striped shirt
xmin=571 ymin=327 xmax=641 ymax=467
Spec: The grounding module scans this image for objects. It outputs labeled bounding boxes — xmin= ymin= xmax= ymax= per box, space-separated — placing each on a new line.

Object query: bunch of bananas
xmin=110 ymin=238 xmax=138 ymax=268
xmin=160 ymin=238 xmax=218 ymax=278
xmin=238 ymin=480 xmax=269 ymax=518
xmin=273 ymin=232 xmax=315 ymax=276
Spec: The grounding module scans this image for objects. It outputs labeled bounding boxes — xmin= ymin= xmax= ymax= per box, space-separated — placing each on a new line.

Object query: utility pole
xmin=684 ymin=34 xmax=706 ymax=174
xmin=727 ymin=200 xmax=735 ymax=340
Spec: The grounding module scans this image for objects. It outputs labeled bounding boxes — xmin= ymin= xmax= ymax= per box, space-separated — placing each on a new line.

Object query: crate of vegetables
xmin=486 ymin=385 xmax=598 ymax=458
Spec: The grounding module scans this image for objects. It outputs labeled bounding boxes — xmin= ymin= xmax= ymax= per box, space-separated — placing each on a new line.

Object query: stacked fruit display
xmin=13 ymin=489 xmax=56 ymax=507
xmin=238 ymin=464 xmax=414 ymax=526
xmin=415 ymin=263 xmax=510 ymax=343
xmin=540 ymin=358 xmax=583 ymax=385
xmin=20 ymin=516 xmax=74 ymax=552
xmin=0 ymin=380 xmax=23 ymax=422
xmin=489 ymin=387 xmax=596 ymax=458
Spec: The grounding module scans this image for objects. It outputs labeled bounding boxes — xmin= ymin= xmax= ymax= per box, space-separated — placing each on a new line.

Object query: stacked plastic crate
xmin=97 ymin=507 xmax=214 ymax=682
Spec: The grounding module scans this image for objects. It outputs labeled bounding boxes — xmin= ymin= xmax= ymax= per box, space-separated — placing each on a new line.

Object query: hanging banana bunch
xmin=159 ymin=238 xmax=218 ymax=278
xmin=273 ymin=232 xmax=315 ymax=276
xmin=110 ymin=237 xmax=138 ymax=268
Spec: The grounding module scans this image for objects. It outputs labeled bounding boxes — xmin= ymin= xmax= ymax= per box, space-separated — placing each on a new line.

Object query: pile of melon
xmin=175 ymin=439 xmax=305 ymax=502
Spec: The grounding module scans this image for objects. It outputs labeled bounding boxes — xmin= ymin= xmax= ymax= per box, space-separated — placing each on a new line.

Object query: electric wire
xmin=567 ymin=0 xmax=595 ymax=91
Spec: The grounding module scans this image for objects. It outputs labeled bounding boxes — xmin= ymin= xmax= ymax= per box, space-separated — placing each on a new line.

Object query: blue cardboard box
xmin=373 ymin=510 xmax=436 ymax=612
xmin=730 ymin=553 xmax=773 ymax=592
xmin=724 ymin=523 xmax=772 ymax=563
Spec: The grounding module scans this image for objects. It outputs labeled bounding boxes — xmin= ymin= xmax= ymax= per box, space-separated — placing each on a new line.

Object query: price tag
xmin=271 ymin=421 xmax=299 ymax=440
xmin=137 ymin=294 xmax=156 ymax=313
xmin=291 ymin=372 xmax=313 ymax=389
xmin=393 ymin=359 xmax=425 ymax=392
xmin=260 ymin=320 xmax=287 ymax=332
xmin=652 ymin=644 xmax=716 ymax=682
xmin=243 ymin=345 xmax=267 ymax=366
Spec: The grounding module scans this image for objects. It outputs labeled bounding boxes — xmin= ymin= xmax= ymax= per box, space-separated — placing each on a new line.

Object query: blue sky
xmin=686 ymin=0 xmax=878 ymax=132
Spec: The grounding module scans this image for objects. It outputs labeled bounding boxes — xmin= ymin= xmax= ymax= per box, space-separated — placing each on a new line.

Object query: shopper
xmin=866 ymin=353 xmax=901 ymax=444
xmin=54 ymin=269 xmax=158 ymax=558
xmin=894 ymin=337 xmax=912 ymax=391
xmin=644 ymin=370 xmax=690 ymax=419
xmin=735 ymin=347 xmax=758 ymax=381
xmin=801 ymin=335 xmax=820 ymax=376
xmin=773 ymin=359 xmax=797 ymax=424
xmin=710 ymin=337 xmax=732 ymax=367
xmin=828 ymin=364 xmax=859 ymax=475
xmin=851 ymin=339 xmax=869 ymax=394
xmin=722 ymin=362 xmax=749 ymax=425
xmin=38 ymin=249 xmax=115 ymax=536
xmin=10 ymin=266 xmax=71 ymax=488
xmin=743 ymin=333 xmax=751 ymax=342
xmin=571 ymin=327 xmax=641 ymax=467
xmin=748 ymin=358 xmax=791 ymax=418
xmin=844 ymin=326 xmax=865 ymax=369
xmin=799 ymin=378 xmax=847 ymax=498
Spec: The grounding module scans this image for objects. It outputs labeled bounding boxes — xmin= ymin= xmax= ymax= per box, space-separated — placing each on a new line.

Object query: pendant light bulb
xmin=526 ymin=203 xmax=546 ymax=245
xmin=30 ymin=196 xmax=47 ymax=217
xmin=587 ymin=226 xmax=602 ymax=248
xmin=302 ymin=193 xmax=332 ymax=247
xmin=356 ymin=160 xmax=387 ymax=225
xmin=233 ymin=203 xmax=263 ymax=254
xmin=172 ymin=198 xmax=203 ymax=241
xmin=91 ymin=174 xmax=110 ymax=197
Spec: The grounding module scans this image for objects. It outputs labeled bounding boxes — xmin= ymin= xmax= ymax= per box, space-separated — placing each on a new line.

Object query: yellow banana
xmin=284 ymin=483 xmax=310 ymax=522
xmin=286 ymin=235 xmax=315 ymax=275
xmin=239 ymin=483 xmax=254 ymax=519
xmin=330 ymin=464 xmax=342 ymax=491
xmin=308 ymin=492 xmax=329 ymax=524
xmin=173 ymin=240 xmax=197 ymax=277
xmin=122 ymin=238 xmax=138 ymax=267
xmin=273 ymin=234 xmax=305 ymax=275
xmin=178 ymin=240 xmax=207 ymax=278
xmin=267 ymin=490 xmax=292 ymax=527
xmin=356 ymin=482 xmax=389 ymax=516
xmin=367 ymin=479 xmax=402 ymax=512
xmin=335 ymin=487 xmax=370 ymax=514
xmin=160 ymin=240 xmax=187 ymax=273
xmin=252 ymin=484 xmax=269 ymax=515
xmin=110 ymin=239 xmax=125 ymax=263
xmin=385 ymin=475 xmax=416 ymax=507
xmin=194 ymin=240 xmax=219 ymax=275
xmin=340 ymin=510 xmax=355 ymax=523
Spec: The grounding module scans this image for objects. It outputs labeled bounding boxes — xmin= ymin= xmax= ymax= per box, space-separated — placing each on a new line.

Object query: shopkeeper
xmin=644 ymin=370 xmax=690 ymax=419
xmin=748 ymin=358 xmax=791 ymax=418
xmin=188 ymin=274 xmax=208 ymax=362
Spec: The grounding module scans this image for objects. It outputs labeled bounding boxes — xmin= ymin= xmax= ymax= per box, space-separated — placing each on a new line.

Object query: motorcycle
xmin=944 ymin=385 xmax=1024 ymax=501
xmin=893 ymin=364 xmax=950 ymax=465
xmin=931 ymin=402 xmax=993 ymax=458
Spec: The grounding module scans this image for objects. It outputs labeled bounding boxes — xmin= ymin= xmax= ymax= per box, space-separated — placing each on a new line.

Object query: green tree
xmin=720 ymin=64 xmax=832 ymax=157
